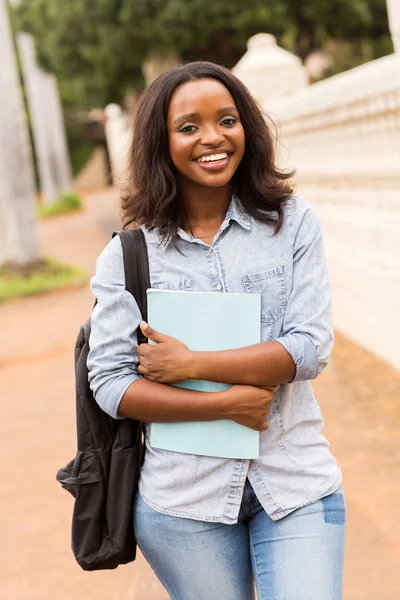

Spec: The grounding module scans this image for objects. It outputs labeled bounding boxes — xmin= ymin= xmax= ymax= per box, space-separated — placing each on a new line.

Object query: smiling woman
xmin=88 ymin=62 xmax=346 ymax=600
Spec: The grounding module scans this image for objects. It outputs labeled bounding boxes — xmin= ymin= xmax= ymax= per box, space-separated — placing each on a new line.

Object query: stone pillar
xmin=0 ymin=0 xmax=41 ymax=269
xmin=15 ymin=31 xmax=72 ymax=205
xmin=387 ymin=0 xmax=400 ymax=53
xmin=104 ymin=104 xmax=131 ymax=185
xmin=232 ymin=34 xmax=308 ymax=106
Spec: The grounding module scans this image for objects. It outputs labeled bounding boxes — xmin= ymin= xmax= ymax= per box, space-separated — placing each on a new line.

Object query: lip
xmin=194 ymin=154 xmax=232 ymax=171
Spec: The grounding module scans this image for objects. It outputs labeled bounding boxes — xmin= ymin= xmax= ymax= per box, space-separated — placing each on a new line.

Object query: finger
xmin=137 ymin=344 xmax=148 ymax=357
xmin=140 ymin=321 xmax=168 ymax=344
xmin=138 ymin=364 xmax=149 ymax=376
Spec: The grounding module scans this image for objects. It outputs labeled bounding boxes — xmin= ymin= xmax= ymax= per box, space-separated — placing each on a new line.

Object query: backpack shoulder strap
xmin=113 ymin=229 xmax=150 ymax=345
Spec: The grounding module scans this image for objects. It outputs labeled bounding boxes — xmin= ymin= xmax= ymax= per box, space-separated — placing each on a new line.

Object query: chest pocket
xmin=151 ymin=276 xmax=192 ymax=291
xmin=242 ymin=266 xmax=286 ymax=325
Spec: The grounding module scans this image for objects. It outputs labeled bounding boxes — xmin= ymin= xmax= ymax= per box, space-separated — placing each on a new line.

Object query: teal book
xmin=147 ymin=289 xmax=261 ymax=459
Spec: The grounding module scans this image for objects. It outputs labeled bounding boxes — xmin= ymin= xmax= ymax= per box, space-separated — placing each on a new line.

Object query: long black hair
xmin=122 ymin=61 xmax=294 ymax=238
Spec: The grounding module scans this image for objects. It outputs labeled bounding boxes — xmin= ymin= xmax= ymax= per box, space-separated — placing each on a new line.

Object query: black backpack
xmin=56 ymin=229 xmax=150 ymax=571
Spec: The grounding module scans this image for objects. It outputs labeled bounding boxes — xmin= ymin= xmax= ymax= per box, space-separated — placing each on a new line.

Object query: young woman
xmin=88 ymin=62 xmax=345 ymax=600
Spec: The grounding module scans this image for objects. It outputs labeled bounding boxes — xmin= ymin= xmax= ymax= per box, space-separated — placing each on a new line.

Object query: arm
xmin=87 ymin=235 xmax=276 ymax=430
xmin=138 ymin=203 xmax=333 ymax=387
xmin=189 ymin=340 xmax=295 ymax=387
xmin=118 ymin=378 xmax=276 ymax=431
xmin=118 ymin=378 xmax=228 ymax=422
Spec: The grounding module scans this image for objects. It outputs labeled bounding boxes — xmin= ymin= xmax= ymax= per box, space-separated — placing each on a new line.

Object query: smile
xmin=196 ymin=152 xmax=229 ymax=163
xmin=194 ymin=152 xmax=232 ymax=171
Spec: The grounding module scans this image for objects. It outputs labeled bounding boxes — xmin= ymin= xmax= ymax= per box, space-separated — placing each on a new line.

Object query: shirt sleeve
xmin=87 ymin=235 xmax=143 ymax=419
xmin=274 ymin=202 xmax=334 ymax=381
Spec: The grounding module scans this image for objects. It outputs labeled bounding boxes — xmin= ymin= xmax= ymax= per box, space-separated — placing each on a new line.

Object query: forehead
xmin=168 ymin=78 xmax=236 ymax=119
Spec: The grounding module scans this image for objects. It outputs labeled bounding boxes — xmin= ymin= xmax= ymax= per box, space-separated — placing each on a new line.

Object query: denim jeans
xmin=134 ymin=479 xmax=346 ymax=600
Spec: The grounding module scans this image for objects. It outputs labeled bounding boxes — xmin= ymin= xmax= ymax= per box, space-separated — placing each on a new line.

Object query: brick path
xmin=0 ymin=188 xmax=399 ymax=599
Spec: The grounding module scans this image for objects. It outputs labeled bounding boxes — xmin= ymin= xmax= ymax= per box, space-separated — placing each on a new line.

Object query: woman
xmin=88 ymin=62 xmax=345 ymax=600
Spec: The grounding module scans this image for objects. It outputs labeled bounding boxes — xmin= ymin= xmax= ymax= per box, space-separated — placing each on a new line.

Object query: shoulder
xmin=96 ymin=234 xmax=123 ymax=266
xmin=92 ymin=234 xmax=124 ymax=285
xmin=284 ymin=195 xmax=319 ymax=222
xmin=283 ymin=195 xmax=322 ymax=238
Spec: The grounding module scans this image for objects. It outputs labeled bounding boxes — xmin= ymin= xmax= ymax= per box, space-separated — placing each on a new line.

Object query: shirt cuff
xmin=92 ymin=373 xmax=142 ymax=419
xmin=274 ymin=333 xmax=319 ymax=382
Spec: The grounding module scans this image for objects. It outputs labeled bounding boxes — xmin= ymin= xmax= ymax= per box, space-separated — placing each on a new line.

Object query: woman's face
xmin=167 ymin=78 xmax=245 ymax=191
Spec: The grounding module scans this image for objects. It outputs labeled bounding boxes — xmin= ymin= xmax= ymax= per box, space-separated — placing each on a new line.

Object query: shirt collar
xmin=155 ymin=195 xmax=251 ymax=250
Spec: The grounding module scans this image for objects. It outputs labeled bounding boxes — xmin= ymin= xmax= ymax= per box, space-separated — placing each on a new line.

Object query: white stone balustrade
xmin=264 ymin=53 xmax=400 ymax=370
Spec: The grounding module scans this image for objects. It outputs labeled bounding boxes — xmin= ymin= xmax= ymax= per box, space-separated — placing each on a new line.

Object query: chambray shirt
xmin=88 ymin=196 xmax=342 ymax=523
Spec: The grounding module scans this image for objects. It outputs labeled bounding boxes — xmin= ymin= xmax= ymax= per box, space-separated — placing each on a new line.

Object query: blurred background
xmin=0 ymin=1 xmax=399 ymax=599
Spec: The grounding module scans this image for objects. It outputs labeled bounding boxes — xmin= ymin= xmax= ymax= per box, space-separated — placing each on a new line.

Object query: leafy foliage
xmin=14 ymin=0 xmax=392 ymax=109
xmin=0 ymin=257 xmax=86 ymax=302
xmin=37 ymin=192 xmax=83 ymax=218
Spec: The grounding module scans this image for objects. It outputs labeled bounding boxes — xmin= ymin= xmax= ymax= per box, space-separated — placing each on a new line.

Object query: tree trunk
xmin=12 ymin=5 xmax=72 ymax=205
xmin=0 ymin=0 xmax=42 ymax=271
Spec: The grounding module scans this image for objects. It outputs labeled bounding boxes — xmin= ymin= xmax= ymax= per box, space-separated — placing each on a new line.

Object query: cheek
xmin=169 ymin=135 xmax=193 ymax=169
xmin=235 ymin=127 xmax=246 ymax=158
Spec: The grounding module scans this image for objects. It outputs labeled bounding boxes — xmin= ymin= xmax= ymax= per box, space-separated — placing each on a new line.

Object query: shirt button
xmin=216 ymin=284 xmax=222 ymax=291
xmin=209 ymin=247 xmax=214 ymax=254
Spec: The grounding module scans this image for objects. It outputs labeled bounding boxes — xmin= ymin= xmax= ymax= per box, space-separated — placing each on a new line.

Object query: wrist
xmin=212 ymin=386 xmax=234 ymax=420
xmin=193 ymin=387 xmax=232 ymax=421
xmin=187 ymin=350 xmax=201 ymax=380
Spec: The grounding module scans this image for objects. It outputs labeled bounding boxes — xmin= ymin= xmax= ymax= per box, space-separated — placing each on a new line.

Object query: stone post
xmin=16 ymin=32 xmax=72 ymax=205
xmin=104 ymin=104 xmax=131 ymax=185
xmin=232 ymin=34 xmax=308 ymax=106
xmin=0 ymin=0 xmax=41 ymax=270
xmin=10 ymin=0 xmax=73 ymax=205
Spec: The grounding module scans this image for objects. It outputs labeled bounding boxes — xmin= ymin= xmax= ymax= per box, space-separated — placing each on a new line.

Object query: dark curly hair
xmin=121 ymin=61 xmax=294 ymax=239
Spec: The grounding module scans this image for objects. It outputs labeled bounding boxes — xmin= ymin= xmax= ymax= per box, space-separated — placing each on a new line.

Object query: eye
xmin=221 ymin=117 xmax=237 ymax=127
xmin=179 ymin=124 xmax=198 ymax=134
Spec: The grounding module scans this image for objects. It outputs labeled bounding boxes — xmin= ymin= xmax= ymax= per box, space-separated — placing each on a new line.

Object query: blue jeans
xmin=134 ymin=480 xmax=346 ymax=600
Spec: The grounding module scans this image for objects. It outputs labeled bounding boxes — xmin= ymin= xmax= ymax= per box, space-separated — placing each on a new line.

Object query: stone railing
xmin=266 ymin=53 xmax=400 ymax=370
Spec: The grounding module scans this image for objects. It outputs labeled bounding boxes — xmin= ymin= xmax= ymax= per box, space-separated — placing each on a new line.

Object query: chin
xmin=194 ymin=172 xmax=236 ymax=189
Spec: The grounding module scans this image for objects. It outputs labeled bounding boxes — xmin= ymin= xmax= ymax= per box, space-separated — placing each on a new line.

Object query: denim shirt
xmin=88 ymin=196 xmax=342 ymax=523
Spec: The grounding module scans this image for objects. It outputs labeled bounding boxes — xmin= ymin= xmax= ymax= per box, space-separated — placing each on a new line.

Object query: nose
xmin=201 ymin=123 xmax=224 ymax=146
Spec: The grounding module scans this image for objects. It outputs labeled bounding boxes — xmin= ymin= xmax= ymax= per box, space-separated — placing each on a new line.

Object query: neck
xmin=180 ymin=181 xmax=232 ymax=226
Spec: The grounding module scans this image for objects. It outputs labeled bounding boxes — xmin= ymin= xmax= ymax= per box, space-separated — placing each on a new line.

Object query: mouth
xmin=193 ymin=151 xmax=233 ymax=171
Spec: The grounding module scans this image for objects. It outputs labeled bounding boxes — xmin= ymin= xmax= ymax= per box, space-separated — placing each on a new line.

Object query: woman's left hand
xmin=137 ymin=321 xmax=193 ymax=383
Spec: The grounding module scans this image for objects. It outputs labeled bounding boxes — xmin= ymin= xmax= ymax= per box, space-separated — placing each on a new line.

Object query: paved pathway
xmin=0 ymin=188 xmax=399 ymax=599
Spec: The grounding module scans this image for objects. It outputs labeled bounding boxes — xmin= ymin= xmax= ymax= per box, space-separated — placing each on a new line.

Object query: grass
xmin=0 ymin=258 xmax=87 ymax=303
xmin=38 ymin=192 xmax=83 ymax=219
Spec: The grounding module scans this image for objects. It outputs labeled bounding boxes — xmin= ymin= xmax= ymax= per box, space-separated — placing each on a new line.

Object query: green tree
xmin=14 ymin=0 xmax=392 ymax=109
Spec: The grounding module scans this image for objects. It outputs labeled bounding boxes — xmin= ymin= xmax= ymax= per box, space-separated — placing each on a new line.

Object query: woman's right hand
xmin=222 ymin=384 xmax=279 ymax=431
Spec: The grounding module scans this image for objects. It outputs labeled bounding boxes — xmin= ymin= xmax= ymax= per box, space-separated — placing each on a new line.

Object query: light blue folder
xmin=147 ymin=289 xmax=261 ymax=459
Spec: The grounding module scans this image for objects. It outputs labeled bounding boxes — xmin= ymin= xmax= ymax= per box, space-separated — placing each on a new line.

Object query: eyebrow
xmin=173 ymin=106 xmax=239 ymax=124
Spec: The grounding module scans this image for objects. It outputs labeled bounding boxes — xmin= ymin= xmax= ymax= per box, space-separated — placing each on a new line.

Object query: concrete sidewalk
xmin=1 ymin=188 xmax=399 ymax=599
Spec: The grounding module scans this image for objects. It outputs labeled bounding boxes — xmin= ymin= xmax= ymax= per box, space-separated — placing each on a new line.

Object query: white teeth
xmin=197 ymin=152 xmax=228 ymax=163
